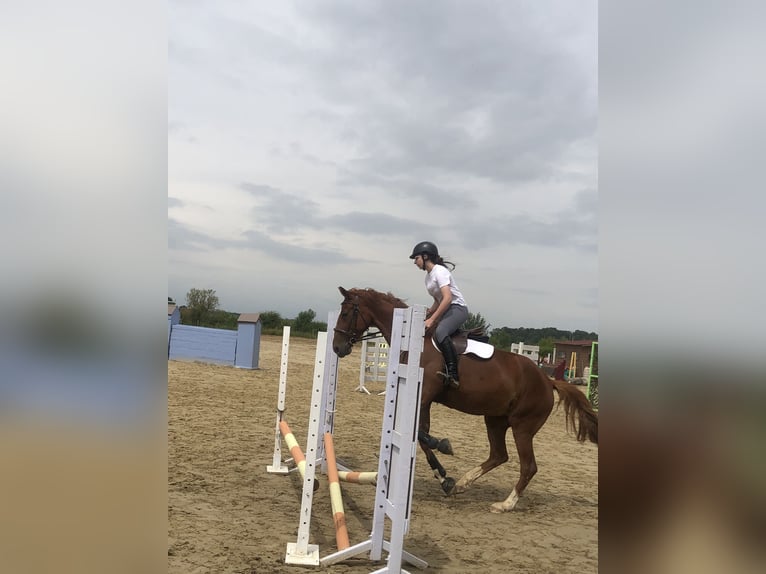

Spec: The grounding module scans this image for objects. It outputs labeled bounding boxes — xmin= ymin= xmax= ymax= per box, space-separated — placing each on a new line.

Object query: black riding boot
xmin=437 ymin=337 xmax=460 ymax=389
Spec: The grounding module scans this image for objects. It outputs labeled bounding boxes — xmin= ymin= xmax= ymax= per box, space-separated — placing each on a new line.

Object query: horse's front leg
xmin=417 ymin=402 xmax=457 ymax=495
xmin=417 ymin=430 xmax=453 ymax=455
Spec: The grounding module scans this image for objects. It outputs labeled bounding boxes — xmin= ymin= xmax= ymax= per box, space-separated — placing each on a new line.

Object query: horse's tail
xmin=551 ymin=379 xmax=598 ymax=445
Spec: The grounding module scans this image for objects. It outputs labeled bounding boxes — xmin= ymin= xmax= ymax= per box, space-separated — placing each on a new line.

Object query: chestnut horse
xmin=332 ymin=287 xmax=598 ymax=513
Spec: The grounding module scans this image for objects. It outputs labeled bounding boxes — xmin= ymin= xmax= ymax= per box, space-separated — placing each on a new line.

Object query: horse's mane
xmin=354 ymin=287 xmax=409 ymax=309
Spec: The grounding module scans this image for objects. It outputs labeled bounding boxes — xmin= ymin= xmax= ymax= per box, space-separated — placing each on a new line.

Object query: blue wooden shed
xmin=235 ymin=313 xmax=261 ymax=369
xmin=168 ymin=303 xmax=181 ymax=349
xmin=166 ymin=308 xmax=262 ymax=369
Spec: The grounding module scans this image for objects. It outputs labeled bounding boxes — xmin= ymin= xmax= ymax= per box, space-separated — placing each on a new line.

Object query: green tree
xmin=538 ymin=337 xmax=555 ymax=361
xmin=489 ymin=328 xmax=513 ymax=350
xmin=464 ymin=311 xmax=490 ymax=333
xmin=185 ymin=288 xmax=220 ymax=326
xmin=293 ymin=308 xmax=317 ymax=333
xmin=204 ymin=309 xmax=239 ymax=330
xmin=259 ymin=311 xmax=284 ymax=331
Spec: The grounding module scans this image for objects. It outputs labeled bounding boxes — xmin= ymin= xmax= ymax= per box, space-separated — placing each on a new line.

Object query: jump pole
xmin=266 ymin=326 xmax=291 ymax=474
xmin=337 ymin=470 xmax=377 ymax=485
xmin=320 ymin=306 xmax=428 ymax=573
xmin=279 ymin=420 xmax=306 ymax=478
xmin=323 ymin=432 xmax=350 ymax=551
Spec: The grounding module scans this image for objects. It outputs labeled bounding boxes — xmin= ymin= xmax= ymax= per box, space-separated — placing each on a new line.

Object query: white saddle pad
xmin=431 ymin=338 xmax=494 ymax=359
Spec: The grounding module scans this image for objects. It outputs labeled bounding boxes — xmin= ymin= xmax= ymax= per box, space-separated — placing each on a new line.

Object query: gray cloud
xmin=169 ymin=2 xmax=598 ymax=331
xmin=239 ymin=179 xmax=596 ymax=253
xmin=241 ymin=183 xmax=323 ymax=233
xmin=456 ymin=194 xmax=597 ymax=253
xmin=241 ymin=229 xmax=362 ymax=265
xmin=169 ymin=215 xmax=364 ymax=266
xmin=295 ymin=1 xmax=595 ymax=184
xmin=323 ymin=211 xmax=431 ymax=236
xmin=336 ymin=168 xmax=479 ymax=209
xmin=168 ymin=218 xmax=234 ymax=251
xmin=241 ymin=181 xmax=436 ymax=238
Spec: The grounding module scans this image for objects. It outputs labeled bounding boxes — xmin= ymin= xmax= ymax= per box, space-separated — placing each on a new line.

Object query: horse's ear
xmin=339 ymin=286 xmax=349 ymax=298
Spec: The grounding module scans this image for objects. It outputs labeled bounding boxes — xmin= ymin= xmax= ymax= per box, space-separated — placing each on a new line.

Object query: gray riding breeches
xmin=433 ymin=304 xmax=469 ymax=343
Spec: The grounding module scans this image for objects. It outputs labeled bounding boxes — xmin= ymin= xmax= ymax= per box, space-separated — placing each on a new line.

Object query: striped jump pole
xmin=338 ymin=471 xmax=377 ymax=485
xmin=323 ymin=432 xmax=350 ymax=551
xmin=279 ymin=420 xmax=319 ymax=492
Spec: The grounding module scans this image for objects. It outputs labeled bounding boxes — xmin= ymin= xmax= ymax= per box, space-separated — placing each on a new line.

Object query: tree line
xmin=170 ymin=289 xmax=327 ymax=337
xmin=170 ymin=288 xmax=598 ymax=347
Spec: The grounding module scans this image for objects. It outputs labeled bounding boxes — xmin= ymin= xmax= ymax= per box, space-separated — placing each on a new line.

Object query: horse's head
xmin=332 ymin=286 xmax=373 ymax=357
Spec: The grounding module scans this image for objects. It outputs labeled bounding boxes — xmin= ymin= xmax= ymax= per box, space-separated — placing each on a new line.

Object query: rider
xmin=410 ymin=241 xmax=469 ymax=389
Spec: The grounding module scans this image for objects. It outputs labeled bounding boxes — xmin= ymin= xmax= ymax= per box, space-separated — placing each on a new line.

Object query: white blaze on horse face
xmin=489 ymin=488 xmax=519 ymax=513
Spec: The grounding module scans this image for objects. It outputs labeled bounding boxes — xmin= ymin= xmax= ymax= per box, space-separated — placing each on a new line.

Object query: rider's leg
xmin=437 ymin=337 xmax=460 ymax=388
xmin=433 ymin=305 xmax=469 ymax=389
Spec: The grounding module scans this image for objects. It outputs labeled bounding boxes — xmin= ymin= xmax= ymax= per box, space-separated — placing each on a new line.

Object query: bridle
xmin=333 ymin=297 xmax=382 ymax=344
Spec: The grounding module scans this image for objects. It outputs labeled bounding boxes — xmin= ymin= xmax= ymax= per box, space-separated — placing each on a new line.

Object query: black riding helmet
xmin=409 ymin=241 xmax=439 ymax=260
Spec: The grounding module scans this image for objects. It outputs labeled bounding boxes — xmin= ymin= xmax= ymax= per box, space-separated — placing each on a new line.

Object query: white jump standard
xmin=266 ymin=326 xmax=291 ymax=474
xmin=320 ymin=306 xmax=428 ymax=573
xmin=278 ymin=307 xmax=428 ymax=572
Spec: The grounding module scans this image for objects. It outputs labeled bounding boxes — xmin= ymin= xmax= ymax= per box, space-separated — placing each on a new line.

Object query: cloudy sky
xmin=168 ymin=0 xmax=598 ymax=333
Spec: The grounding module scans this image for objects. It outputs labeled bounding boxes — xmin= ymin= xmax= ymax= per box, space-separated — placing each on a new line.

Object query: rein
xmin=333 ymin=298 xmax=382 ymax=344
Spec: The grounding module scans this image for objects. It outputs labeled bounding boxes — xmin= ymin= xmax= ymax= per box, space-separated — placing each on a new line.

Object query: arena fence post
xmin=587 ymin=341 xmax=599 ymax=410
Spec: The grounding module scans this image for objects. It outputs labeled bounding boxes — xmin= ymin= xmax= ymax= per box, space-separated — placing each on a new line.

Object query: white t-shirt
xmin=425 ymin=265 xmax=466 ymax=307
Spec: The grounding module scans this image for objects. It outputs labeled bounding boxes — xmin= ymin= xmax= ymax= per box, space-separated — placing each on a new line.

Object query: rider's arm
xmin=429 ymin=286 xmax=453 ymax=322
xmin=426 ymin=285 xmax=452 ymax=329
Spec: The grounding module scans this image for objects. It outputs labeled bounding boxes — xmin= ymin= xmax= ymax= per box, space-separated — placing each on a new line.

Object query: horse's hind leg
xmin=490 ymin=413 xmax=547 ymax=513
xmin=453 ymin=415 xmax=509 ymax=494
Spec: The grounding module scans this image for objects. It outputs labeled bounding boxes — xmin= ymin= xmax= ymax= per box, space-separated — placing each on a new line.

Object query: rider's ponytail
xmin=433 ymin=255 xmax=456 ymax=271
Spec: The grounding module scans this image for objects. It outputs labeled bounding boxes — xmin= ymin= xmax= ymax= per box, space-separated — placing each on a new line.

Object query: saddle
xmin=450 ymin=328 xmax=490 ymax=353
xmin=429 ymin=328 xmax=494 ymax=359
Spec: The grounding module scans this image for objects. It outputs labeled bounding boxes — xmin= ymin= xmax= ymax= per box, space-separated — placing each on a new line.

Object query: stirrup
xmin=437 ymin=370 xmax=460 ymax=389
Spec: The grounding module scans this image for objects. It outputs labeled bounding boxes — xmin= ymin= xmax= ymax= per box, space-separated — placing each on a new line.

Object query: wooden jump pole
xmin=323 ymin=432 xmax=350 ymax=551
xmin=338 ymin=470 xmax=377 ymax=485
xmin=279 ymin=420 xmax=319 ymax=492
xmin=279 ymin=420 xmax=306 ymax=479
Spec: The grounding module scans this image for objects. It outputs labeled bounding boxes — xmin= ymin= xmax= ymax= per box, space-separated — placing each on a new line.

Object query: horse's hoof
xmin=437 ymin=438 xmax=453 ymax=455
xmin=489 ymin=502 xmax=507 ymax=513
xmin=441 ymin=477 xmax=456 ymax=495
